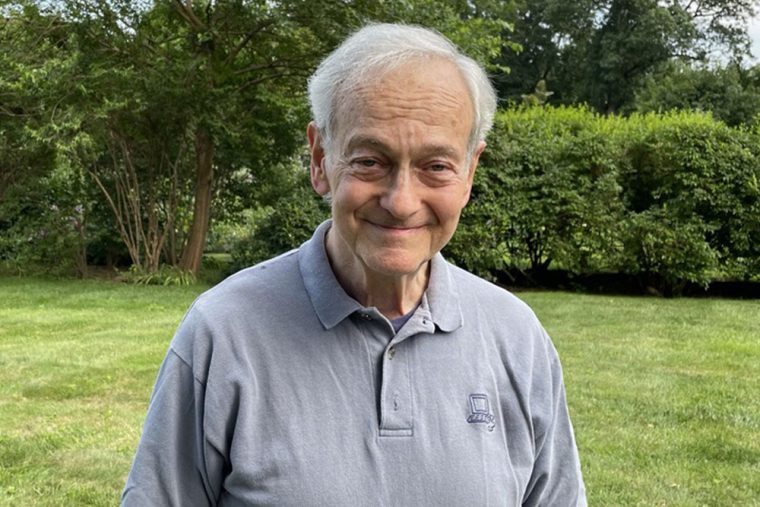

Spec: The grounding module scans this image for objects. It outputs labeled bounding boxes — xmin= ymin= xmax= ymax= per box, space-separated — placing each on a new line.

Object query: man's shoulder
xmin=169 ymin=221 xmax=332 ymax=360
xmin=446 ymin=261 xmax=542 ymax=329
xmin=169 ymin=248 xmax=308 ymax=363
xmin=445 ymin=262 xmax=558 ymax=373
xmin=448 ymin=262 xmax=532 ymax=309
xmin=194 ymin=248 xmax=303 ymax=314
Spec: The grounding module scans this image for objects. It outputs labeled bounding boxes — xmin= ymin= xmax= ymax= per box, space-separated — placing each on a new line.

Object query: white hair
xmin=307 ymin=23 xmax=497 ymax=156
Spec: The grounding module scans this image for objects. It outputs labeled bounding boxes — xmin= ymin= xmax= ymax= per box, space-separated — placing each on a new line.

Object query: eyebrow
xmin=344 ymin=134 xmax=461 ymax=159
xmin=345 ymin=135 xmax=387 ymax=154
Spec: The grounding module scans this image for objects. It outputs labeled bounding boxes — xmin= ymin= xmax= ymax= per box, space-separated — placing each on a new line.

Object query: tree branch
xmin=173 ymin=0 xmax=205 ymax=32
xmin=225 ymin=18 xmax=278 ymax=64
xmin=232 ymin=61 xmax=296 ymax=76
xmin=237 ymin=70 xmax=311 ymax=92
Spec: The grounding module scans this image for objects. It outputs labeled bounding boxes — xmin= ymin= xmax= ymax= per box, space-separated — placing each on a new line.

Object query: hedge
xmin=447 ymin=106 xmax=760 ymax=292
xmin=231 ymin=106 xmax=760 ymax=294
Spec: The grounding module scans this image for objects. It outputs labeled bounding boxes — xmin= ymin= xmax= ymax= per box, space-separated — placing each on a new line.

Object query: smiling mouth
xmin=366 ymin=221 xmax=426 ymax=233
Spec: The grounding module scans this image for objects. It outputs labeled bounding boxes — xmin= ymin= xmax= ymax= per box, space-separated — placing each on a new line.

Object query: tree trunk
xmin=180 ymin=127 xmax=214 ymax=274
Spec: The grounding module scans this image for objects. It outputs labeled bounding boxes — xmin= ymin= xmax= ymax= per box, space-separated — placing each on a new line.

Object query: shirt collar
xmin=298 ymin=220 xmax=362 ymax=330
xmin=298 ymin=219 xmax=463 ymax=333
xmin=425 ymin=251 xmax=464 ymax=333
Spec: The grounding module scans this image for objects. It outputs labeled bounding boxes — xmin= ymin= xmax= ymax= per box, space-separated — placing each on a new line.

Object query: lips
xmin=357 ymin=220 xmax=427 ymax=243
xmin=364 ymin=219 xmax=427 ymax=233
xmin=376 ymin=223 xmax=423 ymax=230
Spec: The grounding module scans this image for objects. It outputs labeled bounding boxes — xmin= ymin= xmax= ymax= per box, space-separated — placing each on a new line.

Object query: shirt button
xmin=388 ymin=346 xmax=396 ymax=359
xmin=360 ymin=313 xmax=372 ymax=321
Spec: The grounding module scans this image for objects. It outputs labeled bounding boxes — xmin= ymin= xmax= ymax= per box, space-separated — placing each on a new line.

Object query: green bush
xmin=0 ymin=168 xmax=89 ymax=276
xmin=448 ymin=106 xmax=626 ymax=278
xmin=620 ymin=210 xmax=717 ymax=295
xmin=622 ymin=111 xmax=760 ymax=284
xmin=448 ymin=106 xmax=760 ymax=292
xmin=120 ymin=264 xmax=197 ymax=286
xmin=229 ymin=178 xmax=329 ymax=274
xmin=0 ymin=160 xmax=130 ymax=275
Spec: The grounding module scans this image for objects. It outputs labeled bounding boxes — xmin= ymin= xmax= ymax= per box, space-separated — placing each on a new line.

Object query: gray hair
xmin=308 ymin=23 xmax=497 ymax=156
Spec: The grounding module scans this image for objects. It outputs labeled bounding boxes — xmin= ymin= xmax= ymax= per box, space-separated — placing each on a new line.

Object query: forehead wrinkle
xmin=331 ymin=58 xmax=475 ymax=158
xmin=353 ymin=87 xmax=470 ymax=126
xmin=342 ymin=133 xmax=402 ymax=160
xmin=344 ymin=134 xmax=389 ymax=155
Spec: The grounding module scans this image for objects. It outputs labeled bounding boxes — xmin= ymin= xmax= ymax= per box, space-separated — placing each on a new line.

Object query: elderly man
xmin=122 ymin=23 xmax=586 ymax=506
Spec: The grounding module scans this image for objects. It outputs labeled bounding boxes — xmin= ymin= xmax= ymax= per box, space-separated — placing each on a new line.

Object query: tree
xmin=2 ymin=0 xmax=512 ymax=275
xmin=633 ymin=61 xmax=760 ymax=125
xmin=491 ymin=0 xmax=596 ymax=106
xmin=497 ymin=0 xmax=756 ymax=113
xmin=582 ymin=0 xmax=698 ymax=113
xmin=0 ymin=2 xmax=96 ymax=275
xmin=4 ymin=0 xmax=512 ymax=276
xmin=60 ymin=0 xmax=343 ymax=274
xmin=0 ymin=2 xmax=60 ymax=201
xmin=134 ymin=0 xmax=513 ymax=274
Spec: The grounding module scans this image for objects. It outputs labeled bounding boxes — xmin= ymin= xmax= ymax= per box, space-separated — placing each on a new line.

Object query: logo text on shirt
xmin=466 ymin=393 xmax=495 ymax=432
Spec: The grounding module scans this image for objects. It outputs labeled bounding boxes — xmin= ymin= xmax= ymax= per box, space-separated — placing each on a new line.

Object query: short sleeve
xmin=121 ymin=347 xmax=221 ymax=505
xmin=522 ymin=332 xmax=587 ymax=507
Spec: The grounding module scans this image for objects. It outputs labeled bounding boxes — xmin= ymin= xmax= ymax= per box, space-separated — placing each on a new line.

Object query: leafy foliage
xmin=633 ymin=62 xmax=760 ymax=126
xmin=621 ymin=111 xmax=760 ymax=285
xmin=0 ymin=165 xmax=91 ymax=276
xmin=620 ymin=210 xmax=717 ymax=294
xmin=497 ymin=0 xmax=756 ymax=113
xmin=121 ymin=264 xmax=197 ymax=286
xmin=448 ymin=106 xmax=625 ymax=278
xmin=0 ymin=0 xmax=513 ymax=276
xmin=447 ymin=106 xmax=760 ymax=293
xmin=229 ymin=166 xmax=329 ymax=273
xmin=3 ymin=0 xmax=760 ymax=294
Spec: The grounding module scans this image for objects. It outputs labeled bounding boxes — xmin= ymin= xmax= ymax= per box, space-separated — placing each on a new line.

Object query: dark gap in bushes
xmin=497 ymin=269 xmax=760 ymax=299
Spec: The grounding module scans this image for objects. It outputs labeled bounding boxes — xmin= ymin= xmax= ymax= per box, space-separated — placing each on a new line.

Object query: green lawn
xmin=518 ymin=292 xmax=760 ymax=506
xmin=1 ymin=277 xmax=758 ymax=506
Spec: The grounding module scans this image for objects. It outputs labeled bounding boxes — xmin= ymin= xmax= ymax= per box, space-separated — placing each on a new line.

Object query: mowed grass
xmin=517 ymin=291 xmax=760 ymax=507
xmin=0 ymin=277 xmax=206 ymax=505
xmin=1 ymin=277 xmax=758 ymax=505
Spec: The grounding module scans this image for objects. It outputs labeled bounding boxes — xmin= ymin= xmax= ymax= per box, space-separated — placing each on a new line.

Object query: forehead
xmin=333 ymin=58 xmax=474 ymax=148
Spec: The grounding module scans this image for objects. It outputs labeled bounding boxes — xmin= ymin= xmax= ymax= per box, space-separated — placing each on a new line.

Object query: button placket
xmin=379 ymin=341 xmax=413 ymax=437
xmin=376 ymin=312 xmax=437 ymax=437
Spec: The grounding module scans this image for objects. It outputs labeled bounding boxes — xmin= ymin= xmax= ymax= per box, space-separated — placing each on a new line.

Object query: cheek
xmin=330 ymin=181 xmax=369 ymax=217
xmin=431 ymin=190 xmax=469 ymax=221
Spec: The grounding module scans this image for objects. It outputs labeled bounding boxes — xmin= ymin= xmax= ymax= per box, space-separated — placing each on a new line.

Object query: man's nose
xmin=378 ymin=169 xmax=420 ymax=219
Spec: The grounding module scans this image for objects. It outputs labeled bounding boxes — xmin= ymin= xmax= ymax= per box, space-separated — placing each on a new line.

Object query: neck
xmin=325 ymin=229 xmax=429 ymax=319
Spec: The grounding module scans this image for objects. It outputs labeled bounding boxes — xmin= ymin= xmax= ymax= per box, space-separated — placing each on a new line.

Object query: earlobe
xmin=307 ymin=122 xmax=331 ymax=196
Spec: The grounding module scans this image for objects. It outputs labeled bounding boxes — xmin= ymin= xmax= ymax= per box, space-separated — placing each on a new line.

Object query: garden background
xmin=1 ymin=0 xmax=759 ymax=504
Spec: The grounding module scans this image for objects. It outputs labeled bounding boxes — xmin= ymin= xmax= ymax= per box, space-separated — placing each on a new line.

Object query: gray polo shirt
xmin=122 ymin=220 xmax=586 ymax=506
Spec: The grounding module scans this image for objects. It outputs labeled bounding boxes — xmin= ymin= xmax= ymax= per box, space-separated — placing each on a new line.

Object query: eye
xmin=348 ymin=157 xmax=388 ymax=180
xmin=349 ymin=156 xmax=383 ymax=169
xmin=351 ymin=158 xmax=385 ymax=172
xmin=418 ymin=160 xmax=459 ymax=186
xmin=424 ymin=161 xmax=455 ymax=174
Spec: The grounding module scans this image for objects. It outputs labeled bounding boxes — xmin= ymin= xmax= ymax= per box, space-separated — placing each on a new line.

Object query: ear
xmin=462 ymin=140 xmax=486 ymax=206
xmin=307 ymin=122 xmax=331 ymax=196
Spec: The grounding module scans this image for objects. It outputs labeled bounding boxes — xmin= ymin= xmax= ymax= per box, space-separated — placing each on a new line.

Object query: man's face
xmin=309 ymin=58 xmax=485 ymax=278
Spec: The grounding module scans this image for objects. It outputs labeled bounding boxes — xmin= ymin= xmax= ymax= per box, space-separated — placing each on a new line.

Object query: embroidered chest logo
xmin=466 ymin=393 xmax=495 ymax=432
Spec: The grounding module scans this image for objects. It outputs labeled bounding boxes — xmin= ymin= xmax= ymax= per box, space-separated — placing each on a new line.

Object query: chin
xmin=362 ymin=254 xmax=429 ymax=278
